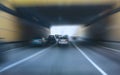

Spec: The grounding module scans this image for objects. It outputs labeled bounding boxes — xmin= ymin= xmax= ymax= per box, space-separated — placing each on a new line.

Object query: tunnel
xmin=1 ymin=5 xmax=113 ymax=41
xmin=0 ymin=0 xmax=120 ymax=75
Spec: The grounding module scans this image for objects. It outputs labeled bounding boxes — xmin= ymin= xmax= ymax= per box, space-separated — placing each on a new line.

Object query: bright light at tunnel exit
xmin=50 ymin=25 xmax=81 ymax=36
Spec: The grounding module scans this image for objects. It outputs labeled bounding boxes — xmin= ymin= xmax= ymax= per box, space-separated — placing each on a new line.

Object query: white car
xmin=58 ymin=39 xmax=69 ymax=46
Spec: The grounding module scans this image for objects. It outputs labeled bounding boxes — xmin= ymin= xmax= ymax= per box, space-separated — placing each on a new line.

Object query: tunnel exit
xmin=50 ymin=25 xmax=84 ymax=36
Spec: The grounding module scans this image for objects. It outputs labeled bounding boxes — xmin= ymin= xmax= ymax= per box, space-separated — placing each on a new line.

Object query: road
xmin=0 ymin=42 xmax=120 ymax=75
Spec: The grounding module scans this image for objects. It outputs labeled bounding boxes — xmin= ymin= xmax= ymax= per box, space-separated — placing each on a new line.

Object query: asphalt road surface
xmin=0 ymin=42 xmax=120 ymax=75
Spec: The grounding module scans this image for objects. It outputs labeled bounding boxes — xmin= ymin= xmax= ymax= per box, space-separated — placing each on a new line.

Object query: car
xmin=55 ymin=34 xmax=62 ymax=39
xmin=46 ymin=35 xmax=56 ymax=45
xmin=30 ymin=38 xmax=46 ymax=47
xmin=63 ymin=35 xmax=69 ymax=39
xmin=58 ymin=37 xmax=69 ymax=46
xmin=55 ymin=34 xmax=60 ymax=38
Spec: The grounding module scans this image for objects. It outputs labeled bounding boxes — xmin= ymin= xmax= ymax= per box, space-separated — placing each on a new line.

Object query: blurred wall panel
xmin=87 ymin=19 xmax=110 ymax=41
xmin=0 ymin=11 xmax=50 ymax=42
xmin=107 ymin=12 xmax=120 ymax=41
xmin=72 ymin=1 xmax=119 ymax=41
xmin=0 ymin=11 xmax=22 ymax=42
xmin=18 ymin=21 xmax=50 ymax=40
xmin=109 ymin=2 xmax=120 ymax=41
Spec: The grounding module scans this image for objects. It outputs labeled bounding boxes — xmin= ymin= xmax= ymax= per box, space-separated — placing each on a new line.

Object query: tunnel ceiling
xmin=15 ymin=4 xmax=113 ymax=27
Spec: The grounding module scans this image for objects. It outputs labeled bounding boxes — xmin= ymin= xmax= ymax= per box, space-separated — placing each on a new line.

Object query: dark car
xmin=46 ymin=35 xmax=56 ymax=45
xmin=55 ymin=34 xmax=62 ymax=39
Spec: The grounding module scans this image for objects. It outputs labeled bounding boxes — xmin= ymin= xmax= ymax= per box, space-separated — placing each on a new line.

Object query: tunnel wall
xmin=0 ymin=11 xmax=22 ymax=42
xmin=0 ymin=11 xmax=50 ymax=42
xmin=0 ymin=10 xmax=50 ymax=51
xmin=98 ymin=1 xmax=119 ymax=42
xmin=93 ymin=10 xmax=120 ymax=49
xmin=73 ymin=13 xmax=112 ymax=42
xmin=74 ymin=2 xmax=120 ymax=42
xmin=86 ymin=19 xmax=110 ymax=41
xmin=83 ymin=13 xmax=120 ymax=42
xmin=107 ymin=12 xmax=120 ymax=42
xmin=0 ymin=11 xmax=23 ymax=51
xmin=19 ymin=21 xmax=50 ymax=41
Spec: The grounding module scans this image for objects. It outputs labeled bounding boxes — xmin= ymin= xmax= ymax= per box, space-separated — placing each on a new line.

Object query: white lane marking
xmin=72 ymin=43 xmax=108 ymax=75
xmin=0 ymin=44 xmax=55 ymax=72
xmin=98 ymin=45 xmax=120 ymax=53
